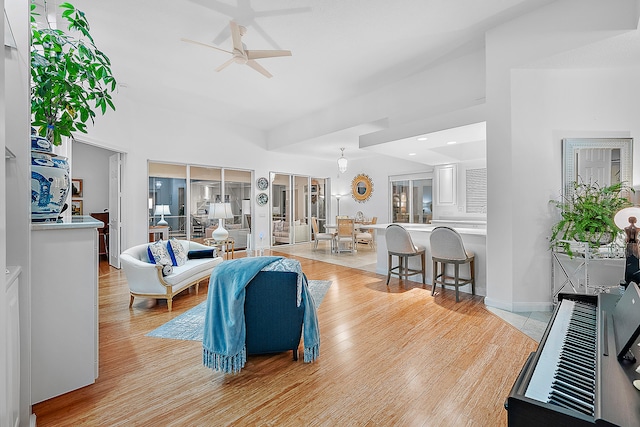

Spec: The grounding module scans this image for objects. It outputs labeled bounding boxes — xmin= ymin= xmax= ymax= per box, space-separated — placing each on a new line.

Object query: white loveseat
xmin=120 ymin=240 xmax=223 ymax=311
xmin=272 ymin=220 xmax=310 ymax=244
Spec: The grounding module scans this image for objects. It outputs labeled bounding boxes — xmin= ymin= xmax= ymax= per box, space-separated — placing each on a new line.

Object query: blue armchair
xmin=244 ymin=271 xmax=305 ymax=360
xmin=202 ymin=257 xmax=319 ymax=373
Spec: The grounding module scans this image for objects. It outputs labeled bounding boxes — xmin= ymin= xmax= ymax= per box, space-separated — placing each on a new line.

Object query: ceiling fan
xmin=181 ymin=21 xmax=292 ymax=78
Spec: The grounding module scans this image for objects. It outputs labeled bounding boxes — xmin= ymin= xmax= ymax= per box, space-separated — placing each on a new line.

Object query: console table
xmin=148 ymin=225 xmax=169 ymax=242
xmin=551 ymin=242 xmax=625 ymax=301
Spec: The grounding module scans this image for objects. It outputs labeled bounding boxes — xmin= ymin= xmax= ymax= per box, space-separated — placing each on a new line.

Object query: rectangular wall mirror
xmin=562 ymin=138 xmax=633 ymax=197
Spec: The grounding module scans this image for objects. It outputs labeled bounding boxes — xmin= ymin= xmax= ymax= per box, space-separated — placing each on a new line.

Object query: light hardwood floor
xmin=33 ymin=252 xmax=537 ymax=426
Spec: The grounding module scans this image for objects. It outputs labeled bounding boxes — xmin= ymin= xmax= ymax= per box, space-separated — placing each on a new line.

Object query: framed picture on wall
xmin=71 ymin=200 xmax=83 ymax=216
xmin=71 ymin=178 xmax=83 ymax=198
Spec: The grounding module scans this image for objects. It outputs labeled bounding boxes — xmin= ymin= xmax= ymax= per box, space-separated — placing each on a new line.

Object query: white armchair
xmin=120 ymin=240 xmax=223 ymax=311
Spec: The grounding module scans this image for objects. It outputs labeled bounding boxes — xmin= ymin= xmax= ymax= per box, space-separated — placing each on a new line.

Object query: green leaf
xmin=30 ymin=1 xmax=116 ymax=143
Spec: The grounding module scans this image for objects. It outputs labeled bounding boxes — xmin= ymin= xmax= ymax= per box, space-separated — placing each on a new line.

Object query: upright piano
xmin=506 ymin=283 xmax=640 ymax=426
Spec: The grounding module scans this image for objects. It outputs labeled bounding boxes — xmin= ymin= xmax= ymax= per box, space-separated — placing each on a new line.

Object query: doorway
xmin=72 ymin=140 xmax=125 ymax=268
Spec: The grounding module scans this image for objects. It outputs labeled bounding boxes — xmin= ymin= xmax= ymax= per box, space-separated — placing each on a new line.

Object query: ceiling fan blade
xmin=246 ymin=60 xmax=273 ymax=78
xmin=245 ymin=50 xmax=292 ymax=60
xmin=180 ymin=38 xmax=232 ymax=55
xmin=229 ymin=21 xmax=244 ymax=52
xmin=215 ymin=57 xmax=236 ymax=72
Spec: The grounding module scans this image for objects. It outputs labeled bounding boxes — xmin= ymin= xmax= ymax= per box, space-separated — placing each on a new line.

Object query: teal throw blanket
xmin=202 ymin=257 xmax=320 ymax=373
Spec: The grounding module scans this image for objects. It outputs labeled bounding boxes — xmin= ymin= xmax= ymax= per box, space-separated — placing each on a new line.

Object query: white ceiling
xmin=69 ymin=0 xmax=557 ymax=164
xmin=366 ymin=121 xmax=487 ymax=165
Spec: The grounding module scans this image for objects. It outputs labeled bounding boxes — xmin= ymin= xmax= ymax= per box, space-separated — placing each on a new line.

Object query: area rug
xmin=146 ymin=280 xmax=332 ymax=341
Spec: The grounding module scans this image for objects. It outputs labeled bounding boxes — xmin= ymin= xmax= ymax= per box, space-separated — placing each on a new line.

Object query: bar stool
xmin=430 ymin=226 xmax=475 ymax=302
xmin=385 ymin=224 xmax=426 ymax=286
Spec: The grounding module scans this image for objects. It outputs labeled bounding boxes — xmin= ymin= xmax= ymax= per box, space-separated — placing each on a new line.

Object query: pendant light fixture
xmin=337 ymin=147 xmax=348 ymax=174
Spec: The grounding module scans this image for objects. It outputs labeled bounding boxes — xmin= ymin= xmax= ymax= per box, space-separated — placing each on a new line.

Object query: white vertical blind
xmin=466 ymin=168 xmax=487 ymax=213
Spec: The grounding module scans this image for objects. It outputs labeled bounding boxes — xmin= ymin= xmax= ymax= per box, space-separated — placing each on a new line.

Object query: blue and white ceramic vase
xmin=30 ymin=129 xmax=70 ymax=222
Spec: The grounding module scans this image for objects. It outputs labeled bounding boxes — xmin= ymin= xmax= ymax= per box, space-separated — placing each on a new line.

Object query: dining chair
xmin=430 ymin=226 xmax=475 ymax=302
xmin=355 ymin=216 xmax=377 ymax=249
xmin=311 ymin=217 xmax=335 ymax=251
xmin=335 ymin=217 xmax=356 ymax=253
xmin=385 ymin=224 xmax=426 ymax=286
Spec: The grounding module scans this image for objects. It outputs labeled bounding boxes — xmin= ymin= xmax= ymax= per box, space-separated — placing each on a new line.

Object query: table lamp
xmin=209 ymin=201 xmax=234 ymax=241
xmin=154 ymin=205 xmax=171 ymax=226
xmin=615 ymin=206 xmax=640 ymax=287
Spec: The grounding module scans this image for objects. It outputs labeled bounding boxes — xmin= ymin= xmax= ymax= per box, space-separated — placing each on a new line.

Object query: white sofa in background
xmin=120 ymin=240 xmax=223 ymax=311
xmin=272 ymin=220 xmax=310 ymax=244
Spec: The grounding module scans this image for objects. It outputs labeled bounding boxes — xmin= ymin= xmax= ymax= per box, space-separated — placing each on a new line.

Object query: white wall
xmin=71 ymin=142 xmax=114 ymax=215
xmin=82 ymin=96 xmax=425 ymax=250
xmin=72 ymin=12 xmax=487 ymax=253
xmin=0 ymin=0 xmax=6 ymax=422
xmin=330 ymin=155 xmax=426 ymax=222
xmin=508 ymin=66 xmax=640 ymax=306
xmin=4 ymin=0 xmax=32 ymax=422
xmin=485 ymin=0 xmax=639 ymax=311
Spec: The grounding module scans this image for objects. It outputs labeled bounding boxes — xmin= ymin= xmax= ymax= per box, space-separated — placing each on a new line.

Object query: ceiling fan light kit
xmin=182 ymin=20 xmax=291 ymax=78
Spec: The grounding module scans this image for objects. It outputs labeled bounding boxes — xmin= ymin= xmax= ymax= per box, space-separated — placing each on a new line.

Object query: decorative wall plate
xmin=256 ymin=177 xmax=269 ymax=191
xmin=256 ymin=192 xmax=269 ymax=206
xmin=351 ymin=173 xmax=374 ymax=203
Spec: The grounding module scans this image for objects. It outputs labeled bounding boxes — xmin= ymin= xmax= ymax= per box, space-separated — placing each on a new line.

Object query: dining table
xmin=323 ymin=222 xmax=373 ymax=253
xmin=323 ymin=223 xmax=368 ymax=232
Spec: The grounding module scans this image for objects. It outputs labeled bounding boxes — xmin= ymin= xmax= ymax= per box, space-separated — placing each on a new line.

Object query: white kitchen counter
xmin=31 ymin=215 xmax=103 ymax=231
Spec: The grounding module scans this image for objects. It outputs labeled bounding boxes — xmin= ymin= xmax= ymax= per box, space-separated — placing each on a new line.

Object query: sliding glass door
xmin=412 ymin=179 xmax=432 ymax=224
xmin=310 ymin=178 xmax=327 ymax=234
xmin=189 ymin=166 xmax=221 ymax=238
xmin=270 ymin=173 xmax=328 ymax=246
xmin=149 ymin=163 xmax=187 ymax=238
xmin=390 ymin=175 xmax=432 ymax=224
xmin=149 ymin=161 xmax=252 ymax=248
xmin=223 ymin=170 xmax=252 ymax=249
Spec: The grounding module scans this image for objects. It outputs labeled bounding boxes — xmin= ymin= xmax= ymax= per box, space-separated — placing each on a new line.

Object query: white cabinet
xmin=30 ymin=217 xmax=102 ymax=404
xmin=435 ymin=164 xmax=457 ymax=206
xmin=5 ymin=267 xmax=21 ymax=427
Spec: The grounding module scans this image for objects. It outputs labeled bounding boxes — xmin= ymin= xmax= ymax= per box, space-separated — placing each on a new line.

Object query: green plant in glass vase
xmin=30 ymin=2 xmax=116 ymax=146
xmin=550 ymin=180 xmax=633 ymax=257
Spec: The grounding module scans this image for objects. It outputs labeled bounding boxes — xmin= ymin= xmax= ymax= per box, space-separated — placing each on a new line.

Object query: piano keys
xmin=525 ymin=299 xmax=597 ymax=416
xmin=506 ymin=284 xmax=640 ymax=426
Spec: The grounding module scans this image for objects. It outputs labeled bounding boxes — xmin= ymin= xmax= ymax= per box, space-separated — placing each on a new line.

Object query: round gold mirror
xmin=351 ymin=174 xmax=373 ymax=203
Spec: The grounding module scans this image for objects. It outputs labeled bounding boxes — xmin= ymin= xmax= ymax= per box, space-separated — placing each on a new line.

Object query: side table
xmin=551 ymin=242 xmax=624 ymax=302
xmin=204 ymin=237 xmax=235 ymax=259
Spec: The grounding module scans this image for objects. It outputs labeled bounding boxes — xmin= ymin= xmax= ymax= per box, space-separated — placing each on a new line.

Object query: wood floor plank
xmin=32 ymin=251 xmax=537 ymax=426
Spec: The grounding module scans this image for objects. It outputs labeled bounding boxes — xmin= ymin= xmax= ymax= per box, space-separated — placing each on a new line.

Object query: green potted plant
xmin=30 ymin=1 xmax=117 ymax=222
xmin=30 ymin=1 xmax=116 ymax=146
xmin=550 ymin=180 xmax=633 ymax=256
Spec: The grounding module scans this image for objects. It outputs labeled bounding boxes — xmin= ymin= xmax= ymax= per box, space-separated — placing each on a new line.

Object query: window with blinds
xmin=466 ymin=168 xmax=487 ymax=214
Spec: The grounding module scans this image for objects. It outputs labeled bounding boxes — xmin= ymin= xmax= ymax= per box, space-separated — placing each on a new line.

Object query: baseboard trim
xmin=484 ymin=297 xmax=553 ymax=313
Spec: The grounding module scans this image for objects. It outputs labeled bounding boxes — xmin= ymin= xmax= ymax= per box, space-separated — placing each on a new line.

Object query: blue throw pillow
xmin=167 ymin=238 xmax=187 ymax=267
xmin=147 ymin=240 xmax=171 ymax=265
xmin=187 ymin=249 xmax=217 ymax=259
